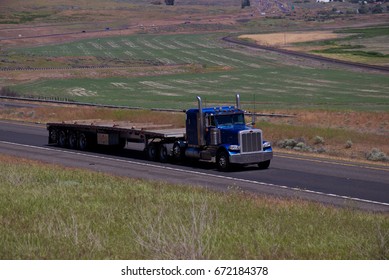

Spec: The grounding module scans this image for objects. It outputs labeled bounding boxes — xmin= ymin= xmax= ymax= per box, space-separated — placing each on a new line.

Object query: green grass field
xmin=1 ymin=155 xmax=388 ymax=260
xmin=7 ymin=33 xmax=389 ymax=111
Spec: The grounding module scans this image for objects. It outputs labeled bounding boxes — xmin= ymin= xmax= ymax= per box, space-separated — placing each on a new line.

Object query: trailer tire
xmin=49 ymin=129 xmax=58 ymax=144
xmin=58 ymin=130 xmax=67 ymax=148
xmin=159 ymin=144 xmax=169 ymax=163
xmin=78 ymin=133 xmax=88 ymax=150
xmin=216 ymin=150 xmax=230 ymax=171
xmin=68 ymin=132 xmax=78 ymax=149
xmin=147 ymin=143 xmax=159 ymax=161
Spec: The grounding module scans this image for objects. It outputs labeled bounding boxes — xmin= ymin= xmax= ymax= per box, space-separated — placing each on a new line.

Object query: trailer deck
xmin=47 ymin=120 xmax=186 ymax=140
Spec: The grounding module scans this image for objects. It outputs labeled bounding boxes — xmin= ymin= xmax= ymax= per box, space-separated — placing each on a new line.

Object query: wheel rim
xmin=217 ymin=152 xmax=228 ymax=170
xmin=173 ymin=143 xmax=181 ymax=160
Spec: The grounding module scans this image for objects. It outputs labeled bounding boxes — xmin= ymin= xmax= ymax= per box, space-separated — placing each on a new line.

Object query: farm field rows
xmin=6 ymin=33 xmax=389 ymax=111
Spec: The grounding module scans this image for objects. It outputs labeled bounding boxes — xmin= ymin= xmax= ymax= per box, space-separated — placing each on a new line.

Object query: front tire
xmin=216 ymin=150 xmax=230 ymax=171
xmin=172 ymin=141 xmax=184 ymax=162
xmin=258 ymin=160 xmax=270 ymax=169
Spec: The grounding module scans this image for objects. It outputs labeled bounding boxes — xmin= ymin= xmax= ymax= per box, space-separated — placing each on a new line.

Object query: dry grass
xmin=131 ymin=198 xmax=215 ymax=259
xmin=239 ymin=31 xmax=347 ymax=47
xmin=255 ymin=109 xmax=389 ymax=162
xmin=261 ymin=110 xmax=389 ymax=135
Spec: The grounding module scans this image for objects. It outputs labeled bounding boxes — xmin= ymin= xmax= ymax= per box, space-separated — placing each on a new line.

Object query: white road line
xmin=1 ymin=140 xmax=389 ymax=208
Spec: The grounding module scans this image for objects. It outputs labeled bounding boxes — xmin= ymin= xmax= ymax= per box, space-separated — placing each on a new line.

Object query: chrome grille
xmin=240 ymin=130 xmax=262 ymax=153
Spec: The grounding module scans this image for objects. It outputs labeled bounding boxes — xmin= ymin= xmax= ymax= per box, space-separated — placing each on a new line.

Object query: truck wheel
xmin=147 ymin=143 xmax=159 ymax=161
xmin=78 ymin=133 xmax=88 ymax=150
xmin=216 ymin=150 xmax=230 ymax=171
xmin=58 ymin=130 xmax=67 ymax=148
xmin=258 ymin=160 xmax=270 ymax=169
xmin=159 ymin=145 xmax=169 ymax=163
xmin=68 ymin=132 xmax=78 ymax=149
xmin=172 ymin=142 xmax=183 ymax=162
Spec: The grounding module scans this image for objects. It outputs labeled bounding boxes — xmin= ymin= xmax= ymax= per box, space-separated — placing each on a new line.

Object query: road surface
xmin=0 ymin=120 xmax=388 ymax=212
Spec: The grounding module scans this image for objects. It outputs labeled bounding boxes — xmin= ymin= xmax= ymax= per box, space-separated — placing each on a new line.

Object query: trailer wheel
xmin=78 ymin=133 xmax=88 ymax=150
xmin=258 ymin=160 xmax=270 ymax=170
xmin=49 ymin=129 xmax=58 ymax=144
xmin=68 ymin=132 xmax=78 ymax=149
xmin=147 ymin=143 xmax=159 ymax=161
xmin=216 ymin=150 xmax=230 ymax=171
xmin=58 ymin=130 xmax=67 ymax=148
xmin=159 ymin=144 xmax=169 ymax=163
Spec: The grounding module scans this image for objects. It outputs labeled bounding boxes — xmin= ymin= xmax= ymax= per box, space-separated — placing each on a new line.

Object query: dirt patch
xmin=239 ymin=31 xmax=347 ymax=47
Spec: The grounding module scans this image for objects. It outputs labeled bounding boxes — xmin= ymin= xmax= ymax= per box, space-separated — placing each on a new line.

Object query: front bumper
xmin=229 ymin=151 xmax=273 ymax=165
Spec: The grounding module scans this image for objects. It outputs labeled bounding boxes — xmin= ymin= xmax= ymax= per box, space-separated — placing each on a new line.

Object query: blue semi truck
xmin=47 ymin=95 xmax=273 ymax=171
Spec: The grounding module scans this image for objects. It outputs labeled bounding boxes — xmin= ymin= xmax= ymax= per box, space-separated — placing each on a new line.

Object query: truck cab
xmin=174 ymin=95 xmax=273 ymax=170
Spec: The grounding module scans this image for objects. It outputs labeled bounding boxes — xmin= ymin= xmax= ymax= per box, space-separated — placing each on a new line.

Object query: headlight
xmin=263 ymin=141 xmax=271 ymax=148
xmin=229 ymin=145 xmax=240 ymax=151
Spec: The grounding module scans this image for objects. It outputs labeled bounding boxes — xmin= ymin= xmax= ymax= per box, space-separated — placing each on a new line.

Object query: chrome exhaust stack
xmin=197 ymin=96 xmax=205 ymax=146
xmin=236 ymin=93 xmax=241 ymax=110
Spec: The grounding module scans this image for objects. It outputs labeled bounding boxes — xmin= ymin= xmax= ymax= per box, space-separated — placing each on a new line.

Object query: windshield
xmin=215 ymin=113 xmax=245 ymax=126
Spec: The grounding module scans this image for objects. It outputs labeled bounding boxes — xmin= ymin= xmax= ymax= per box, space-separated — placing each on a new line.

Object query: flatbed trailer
xmin=47 ymin=120 xmax=186 ymax=162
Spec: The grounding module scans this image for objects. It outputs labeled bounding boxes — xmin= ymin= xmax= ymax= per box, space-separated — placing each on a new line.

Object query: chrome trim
xmin=229 ymin=151 xmax=273 ymax=164
xmin=236 ymin=94 xmax=240 ymax=109
xmin=239 ymin=129 xmax=262 ymax=154
xmin=197 ymin=96 xmax=205 ymax=146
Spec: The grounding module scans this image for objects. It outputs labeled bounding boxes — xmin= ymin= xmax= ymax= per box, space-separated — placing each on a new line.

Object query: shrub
xmin=313 ymin=136 xmax=325 ymax=145
xmin=316 ymin=147 xmax=326 ymax=154
xmin=277 ymin=139 xmax=297 ymax=149
xmin=294 ymin=142 xmax=307 ymax=151
xmin=366 ymin=148 xmax=389 ymax=162
xmin=345 ymin=140 xmax=353 ymax=149
xmin=372 ymin=5 xmax=383 ymax=14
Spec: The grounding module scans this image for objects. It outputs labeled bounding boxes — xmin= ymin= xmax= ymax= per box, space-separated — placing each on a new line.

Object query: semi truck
xmin=47 ymin=95 xmax=273 ymax=171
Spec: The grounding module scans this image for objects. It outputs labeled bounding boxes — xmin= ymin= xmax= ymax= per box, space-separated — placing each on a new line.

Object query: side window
xmin=207 ymin=115 xmax=215 ymax=127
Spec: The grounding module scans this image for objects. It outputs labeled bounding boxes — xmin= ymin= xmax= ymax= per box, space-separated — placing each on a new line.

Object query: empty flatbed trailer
xmin=47 ymin=120 xmax=185 ymax=162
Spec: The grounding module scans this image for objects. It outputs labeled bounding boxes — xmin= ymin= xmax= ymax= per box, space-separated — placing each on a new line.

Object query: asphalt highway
xmin=0 ymin=120 xmax=388 ymax=212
